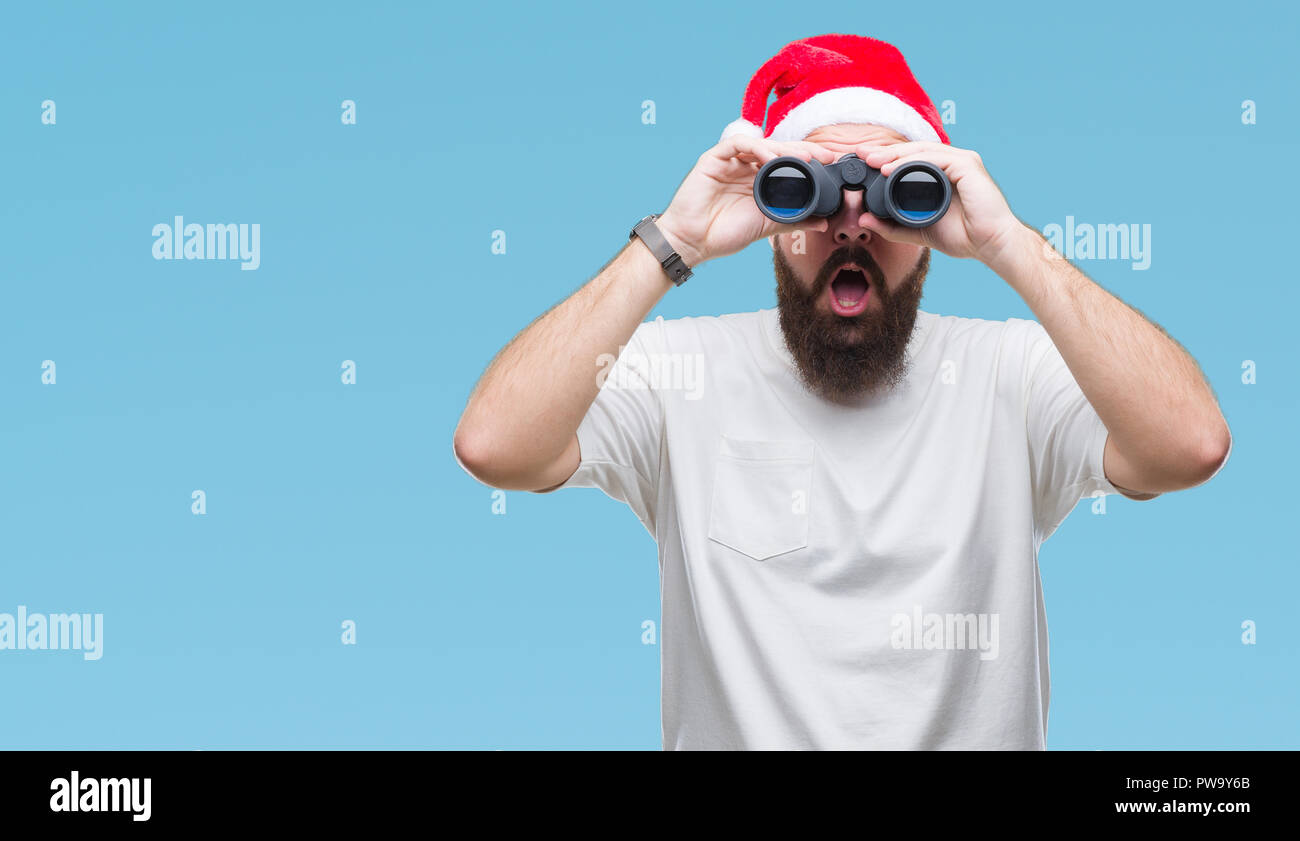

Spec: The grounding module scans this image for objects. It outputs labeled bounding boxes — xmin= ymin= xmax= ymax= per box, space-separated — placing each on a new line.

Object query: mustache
xmin=811 ymin=246 xmax=886 ymax=297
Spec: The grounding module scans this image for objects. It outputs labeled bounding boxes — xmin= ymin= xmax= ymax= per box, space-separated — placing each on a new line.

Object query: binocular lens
xmin=890 ymin=168 xmax=945 ymax=222
xmin=758 ymin=164 xmax=813 ymax=219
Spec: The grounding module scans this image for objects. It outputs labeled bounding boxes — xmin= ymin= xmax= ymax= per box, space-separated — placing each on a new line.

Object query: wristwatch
xmin=630 ymin=214 xmax=693 ymax=286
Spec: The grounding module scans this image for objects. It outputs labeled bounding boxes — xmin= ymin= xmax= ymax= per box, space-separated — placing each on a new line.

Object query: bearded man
xmin=453 ymin=34 xmax=1231 ymax=750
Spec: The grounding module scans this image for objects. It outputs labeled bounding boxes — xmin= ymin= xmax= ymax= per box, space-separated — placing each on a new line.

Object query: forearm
xmin=988 ymin=224 xmax=1231 ymax=489
xmin=454 ymin=236 xmax=675 ymax=489
xmin=455 ymin=131 xmax=831 ymax=488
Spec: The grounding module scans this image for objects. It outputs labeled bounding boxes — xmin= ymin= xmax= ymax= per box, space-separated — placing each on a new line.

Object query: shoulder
xmin=921 ymin=310 xmax=1051 ymax=357
xmin=631 ymin=310 xmax=766 ymax=351
xmin=923 ymin=310 xmax=1041 ymax=339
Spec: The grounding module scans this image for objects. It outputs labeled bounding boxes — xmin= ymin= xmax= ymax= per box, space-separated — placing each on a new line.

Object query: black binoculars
xmin=753 ymin=153 xmax=952 ymax=228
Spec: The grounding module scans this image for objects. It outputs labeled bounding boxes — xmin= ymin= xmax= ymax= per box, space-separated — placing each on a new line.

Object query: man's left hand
xmin=853 ymin=141 xmax=1027 ymax=266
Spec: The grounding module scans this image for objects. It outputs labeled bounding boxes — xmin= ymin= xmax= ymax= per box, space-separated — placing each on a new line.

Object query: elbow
xmin=1185 ymin=419 xmax=1232 ymax=487
xmin=454 ymin=416 xmax=571 ymax=491
xmin=453 ymin=424 xmax=498 ymax=487
xmin=453 ymin=423 xmax=541 ymax=490
xmin=1190 ymin=423 xmax=1232 ymax=483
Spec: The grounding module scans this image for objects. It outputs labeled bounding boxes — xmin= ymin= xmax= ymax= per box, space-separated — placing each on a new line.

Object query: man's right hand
xmin=455 ymin=134 xmax=841 ymax=492
xmin=655 ymin=135 xmax=841 ymax=268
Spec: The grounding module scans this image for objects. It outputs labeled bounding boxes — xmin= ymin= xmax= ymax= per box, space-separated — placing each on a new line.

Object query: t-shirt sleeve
xmin=1021 ymin=320 xmax=1120 ymax=542
xmin=541 ymin=317 xmax=666 ymax=536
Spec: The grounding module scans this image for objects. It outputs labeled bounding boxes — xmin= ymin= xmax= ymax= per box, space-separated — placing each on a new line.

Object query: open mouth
xmin=827 ymin=264 xmax=871 ymax=317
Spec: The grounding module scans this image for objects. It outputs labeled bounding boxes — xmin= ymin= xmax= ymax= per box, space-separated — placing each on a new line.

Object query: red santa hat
xmin=721 ymin=34 xmax=950 ymax=145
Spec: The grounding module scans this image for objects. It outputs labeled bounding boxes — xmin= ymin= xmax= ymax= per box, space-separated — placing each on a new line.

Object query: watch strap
xmin=630 ymin=215 xmax=692 ymax=286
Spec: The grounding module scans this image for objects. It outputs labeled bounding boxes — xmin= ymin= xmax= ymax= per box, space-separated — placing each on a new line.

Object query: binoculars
xmin=753 ymin=153 xmax=952 ymax=228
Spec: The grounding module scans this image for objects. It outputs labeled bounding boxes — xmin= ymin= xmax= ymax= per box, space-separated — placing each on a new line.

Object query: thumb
xmin=860 ymin=212 xmax=924 ymax=246
xmin=765 ymin=216 xmax=829 ymax=241
xmin=793 ymin=217 xmax=830 ymax=236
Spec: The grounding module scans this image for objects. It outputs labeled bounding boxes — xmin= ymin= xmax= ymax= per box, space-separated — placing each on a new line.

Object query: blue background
xmin=2 ymin=1 xmax=1294 ymax=749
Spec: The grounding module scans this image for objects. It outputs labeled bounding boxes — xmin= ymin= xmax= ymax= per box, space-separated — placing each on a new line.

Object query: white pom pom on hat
xmin=720 ymin=117 xmax=765 ymax=140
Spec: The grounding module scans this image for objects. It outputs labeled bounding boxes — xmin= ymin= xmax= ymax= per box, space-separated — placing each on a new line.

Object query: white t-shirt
xmin=552 ymin=307 xmax=1121 ymax=749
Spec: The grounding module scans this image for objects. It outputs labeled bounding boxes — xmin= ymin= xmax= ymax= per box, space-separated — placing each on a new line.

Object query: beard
xmin=774 ymin=243 xmax=929 ymax=404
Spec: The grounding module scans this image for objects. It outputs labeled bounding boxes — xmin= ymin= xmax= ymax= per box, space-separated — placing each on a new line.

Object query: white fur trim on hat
xmin=719 ymin=118 xmax=765 ymax=142
xmin=766 ymin=87 xmax=941 ymax=143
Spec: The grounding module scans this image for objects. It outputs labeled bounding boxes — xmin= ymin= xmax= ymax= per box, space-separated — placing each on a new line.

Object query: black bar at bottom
xmin=0 ymin=750 xmax=1283 ymax=828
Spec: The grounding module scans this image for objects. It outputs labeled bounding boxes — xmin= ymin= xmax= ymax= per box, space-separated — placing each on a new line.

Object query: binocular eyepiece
xmin=753 ymin=153 xmax=952 ymax=228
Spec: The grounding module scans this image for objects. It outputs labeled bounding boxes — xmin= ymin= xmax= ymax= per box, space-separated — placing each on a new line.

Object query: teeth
xmin=837 ymin=298 xmax=859 ymax=307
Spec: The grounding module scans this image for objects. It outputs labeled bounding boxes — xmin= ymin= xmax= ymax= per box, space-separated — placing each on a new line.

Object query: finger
xmin=855 ymin=145 xmax=903 ymax=166
xmin=713 ymin=134 xmax=782 ymax=166
xmin=794 ymin=217 xmax=830 ymax=234
xmin=717 ymin=136 xmax=840 ymax=168
xmin=855 ymin=140 xmax=950 ymax=162
xmin=874 ymin=149 xmax=973 ymax=178
xmin=750 ymin=139 xmax=833 ymax=165
xmin=766 ymin=215 xmax=830 ymax=239
xmin=781 ymin=140 xmax=841 ymax=164
xmin=858 ymin=212 xmax=927 ymax=246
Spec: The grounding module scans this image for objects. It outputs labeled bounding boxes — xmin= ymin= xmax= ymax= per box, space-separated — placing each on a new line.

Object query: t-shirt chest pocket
xmin=707 ymin=436 xmax=814 ymax=561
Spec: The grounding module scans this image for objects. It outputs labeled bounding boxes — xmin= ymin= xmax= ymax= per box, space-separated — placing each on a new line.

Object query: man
xmin=453 ymin=34 xmax=1231 ymax=749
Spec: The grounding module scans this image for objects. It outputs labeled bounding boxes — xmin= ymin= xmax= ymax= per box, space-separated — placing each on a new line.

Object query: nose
xmin=829 ymin=188 xmax=872 ymax=245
